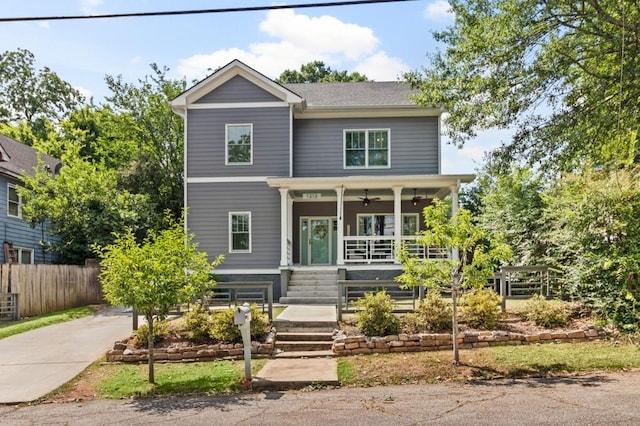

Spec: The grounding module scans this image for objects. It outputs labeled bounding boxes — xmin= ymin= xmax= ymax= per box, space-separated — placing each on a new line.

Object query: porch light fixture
xmin=411 ymin=188 xmax=423 ymax=206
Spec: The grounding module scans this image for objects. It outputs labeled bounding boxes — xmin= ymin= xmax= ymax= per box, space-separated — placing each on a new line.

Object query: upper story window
xmin=226 ymin=124 xmax=253 ymax=165
xmin=229 ymin=212 xmax=251 ymax=253
xmin=344 ymin=129 xmax=390 ymax=168
xmin=7 ymin=184 xmax=22 ymax=218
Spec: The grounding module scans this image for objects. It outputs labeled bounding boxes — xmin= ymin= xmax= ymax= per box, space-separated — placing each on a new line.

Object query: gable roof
xmin=170 ymin=59 xmax=303 ymax=113
xmin=0 ymin=133 xmax=62 ymax=179
xmin=170 ymin=59 xmax=442 ymax=118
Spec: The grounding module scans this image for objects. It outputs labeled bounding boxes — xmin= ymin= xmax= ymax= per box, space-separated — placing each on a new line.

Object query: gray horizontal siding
xmin=0 ymin=176 xmax=59 ymax=264
xmin=293 ymin=117 xmax=439 ymax=177
xmin=187 ymin=182 xmax=281 ymax=270
xmin=195 ymin=75 xmax=281 ymax=103
xmin=187 ymin=107 xmax=290 ymax=178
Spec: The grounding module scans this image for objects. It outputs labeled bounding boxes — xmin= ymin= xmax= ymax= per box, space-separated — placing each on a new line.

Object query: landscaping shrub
xmin=133 ymin=321 xmax=168 ymax=348
xmin=522 ymin=294 xmax=569 ymax=328
xmin=459 ymin=287 xmax=502 ymax=329
xmin=355 ymin=290 xmax=401 ymax=337
xmin=184 ymin=303 xmax=213 ymax=343
xmin=210 ymin=304 xmax=270 ymax=343
xmin=415 ymin=289 xmax=452 ymax=332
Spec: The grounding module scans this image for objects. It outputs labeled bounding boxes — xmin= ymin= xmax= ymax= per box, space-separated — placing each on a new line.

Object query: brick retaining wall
xmin=106 ymin=333 xmax=275 ymax=362
xmin=332 ymin=328 xmax=605 ymax=356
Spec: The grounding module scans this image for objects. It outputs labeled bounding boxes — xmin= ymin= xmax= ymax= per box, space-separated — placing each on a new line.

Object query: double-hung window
xmin=226 ymin=124 xmax=253 ymax=165
xmin=357 ymin=213 xmax=418 ymax=236
xmin=344 ymin=129 xmax=390 ymax=168
xmin=15 ymin=247 xmax=34 ymax=264
xmin=229 ymin=212 xmax=251 ymax=253
xmin=7 ymin=184 xmax=22 ymax=218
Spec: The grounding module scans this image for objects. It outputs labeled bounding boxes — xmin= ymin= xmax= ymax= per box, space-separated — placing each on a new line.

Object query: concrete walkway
xmin=0 ymin=308 xmax=134 ymax=404
xmin=253 ymin=305 xmax=339 ymax=390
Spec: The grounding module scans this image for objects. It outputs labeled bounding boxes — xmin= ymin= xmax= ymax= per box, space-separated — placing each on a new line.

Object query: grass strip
xmin=0 ymin=305 xmax=94 ymax=340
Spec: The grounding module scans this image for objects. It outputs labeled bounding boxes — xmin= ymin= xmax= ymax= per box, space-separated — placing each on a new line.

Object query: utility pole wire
xmin=0 ymin=0 xmax=417 ymax=22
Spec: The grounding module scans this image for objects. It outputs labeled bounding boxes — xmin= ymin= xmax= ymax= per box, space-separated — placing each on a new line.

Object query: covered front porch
xmin=266 ymin=174 xmax=475 ymax=267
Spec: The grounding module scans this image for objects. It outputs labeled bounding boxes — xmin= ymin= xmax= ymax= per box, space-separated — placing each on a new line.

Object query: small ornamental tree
xmin=396 ymin=198 xmax=511 ymax=364
xmin=96 ymin=216 xmax=223 ymax=383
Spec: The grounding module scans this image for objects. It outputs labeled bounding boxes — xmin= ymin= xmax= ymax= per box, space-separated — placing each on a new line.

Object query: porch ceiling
xmin=266 ymin=174 xmax=475 ymax=192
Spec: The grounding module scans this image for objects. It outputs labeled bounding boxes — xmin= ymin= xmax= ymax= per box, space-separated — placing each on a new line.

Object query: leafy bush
xmin=355 ymin=291 xmax=401 ymax=337
xmin=522 ymin=294 xmax=569 ymax=328
xmin=459 ymin=287 xmax=502 ymax=329
xmin=184 ymin=303 xmax=213 ymax=343
xmin=133 ymin=321 xmax=168 ymax=348
xmin=415 ymin=289 xmax=452 ymax=332
xmin=210 ymin=304 xmax=270 ymax=343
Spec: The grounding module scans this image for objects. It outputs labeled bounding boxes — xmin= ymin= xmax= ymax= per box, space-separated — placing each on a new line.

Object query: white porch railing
xmin=343 ymin=236 xmax=449 ymax=264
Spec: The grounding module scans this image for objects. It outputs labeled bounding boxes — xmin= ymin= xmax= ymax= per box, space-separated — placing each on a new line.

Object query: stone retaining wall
xmin=106 ymin=333 xmax=275 ymax=363
xmin=332 ymin=328 xmax=605 ymax=356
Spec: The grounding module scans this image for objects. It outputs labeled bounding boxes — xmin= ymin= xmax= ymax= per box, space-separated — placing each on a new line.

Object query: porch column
xmin=288 ymin=193 xmax=294 ymax=264
xmin=450 ymin=180 xmax=460 ymax=261
xmin=393 ymin=186 xmax=403 ymax=263
xmin=335 ymin=187 xmax=345 ymax=265
xmin=279 ymin=188 xmax=289 ymax=267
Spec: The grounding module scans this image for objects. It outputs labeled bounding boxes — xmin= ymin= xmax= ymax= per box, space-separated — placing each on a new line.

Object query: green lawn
xmin=0 ymin=306 xmax=94 ymax=340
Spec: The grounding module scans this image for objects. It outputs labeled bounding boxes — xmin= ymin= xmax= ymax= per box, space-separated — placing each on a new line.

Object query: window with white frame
xmin=229 ymin=212 xmax=251 ymax=253
xmin=15 ymin=247 xmax=34 ymax=264
xmin=226 ymin=124 xmax=253 ymax=165
xmin=344 ymin=129 xmax=390 ymax=168
xmin=357 ymin=213 xmax=418 ymax=236
xmin=7 ymin=184 xmax=22 ymax=218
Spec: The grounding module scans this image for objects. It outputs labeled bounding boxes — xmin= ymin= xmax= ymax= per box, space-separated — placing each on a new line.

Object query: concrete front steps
xmin=272 ymin=305 xmax=338 ymax=358
xmin=279 ymin=269 xmax=339 ymax=305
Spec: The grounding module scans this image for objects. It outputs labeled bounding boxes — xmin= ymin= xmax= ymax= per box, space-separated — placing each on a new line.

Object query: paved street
xmin=1 ymin=371 xmax=639 ymax=425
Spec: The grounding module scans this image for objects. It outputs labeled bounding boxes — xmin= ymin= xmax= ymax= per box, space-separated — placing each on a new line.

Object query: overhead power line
xmin=0 ymin=0 xmax=417 ymax=23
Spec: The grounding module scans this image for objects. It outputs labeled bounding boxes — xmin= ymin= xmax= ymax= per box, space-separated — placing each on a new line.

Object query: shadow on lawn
xmin=463 ymin=362 xmax=615 ymax=388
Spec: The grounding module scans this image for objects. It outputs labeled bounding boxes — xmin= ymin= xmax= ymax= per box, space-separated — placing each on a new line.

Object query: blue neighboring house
xmin=0 ymin=133 xmax=61 ymax=264
xmin=171 ymin=60 xmax=475 ymax=303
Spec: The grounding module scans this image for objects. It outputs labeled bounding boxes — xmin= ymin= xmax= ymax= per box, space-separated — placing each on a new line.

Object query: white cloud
xmin=79 ymin=0 xmax=104 ymax=14
xmin=177 ymin=9 xmax=386 ymax=82
xmin=423 ymin=0 xmax=454 ymax=22
xmin=354 ymin=51 xmax=409 ymax=81
xmin=75 ymin=86 xmax=93 ymax=99
xmin=37 ymin=21 xmax=50 ymax=29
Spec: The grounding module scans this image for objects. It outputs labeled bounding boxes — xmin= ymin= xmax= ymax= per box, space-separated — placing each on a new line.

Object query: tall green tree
xmin=277 ymin=61 xmax=368 ymax=83
xmin=396 ymin=199 xmax=511 ymax=364
xmin=97 ymin=217 xmax=223 ymax=383
xmin=19 ymin=146 xmax=152 ymax=264
xmin=104 ymin=64 xmax=187 ymax=223
xmin=0 ymin=48 xmax=84 ymax=129
xmin=406 ymin=0 xmax=639 ymax=172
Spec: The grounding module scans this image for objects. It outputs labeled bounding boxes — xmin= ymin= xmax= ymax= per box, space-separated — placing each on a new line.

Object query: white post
xmin=279 ymin=188 xmax=289 ymax=267
xmin=392 ymin=186 xmax=403 ymax=263
xmin=335 ymin=187 xmax=345 ymax=265
xmin=287 ymin=193 xmax=294 ymax=265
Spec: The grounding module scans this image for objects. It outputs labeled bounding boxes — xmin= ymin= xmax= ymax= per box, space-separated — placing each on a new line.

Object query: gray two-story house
xmin=171 ymin=60 xmax=474 ymax=303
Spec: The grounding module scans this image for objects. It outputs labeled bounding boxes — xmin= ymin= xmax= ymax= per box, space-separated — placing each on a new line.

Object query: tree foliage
xmin=406 ymin=0 xmax=640 ymax=172
xmin=542 ymin=165 xmax=640 ymax=329
xmin=97 ymin=217 xmax=223 ymax=383
xmin=397 ymin=198 xmax=511 ymax=363
xmin=0 ymin=48 xmax=84 ymax=127
xmin=277 ymin=60 xmax=368 ymax=83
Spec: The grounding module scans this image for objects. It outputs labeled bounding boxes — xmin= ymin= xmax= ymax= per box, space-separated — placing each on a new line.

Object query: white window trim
xmin=402 ymin=213 xmax=420 ymax=236
xmin=15 ymin=246 xmax=34 ymax=264
xmin=225 ymin=123 xmax=253 ymax=166
xmin=229 ymin=211 xmax=252 ymax=253
xmin=7 ymin=183 xmax=22 ymax=219
xmin=357 ymin=213 xmax=418 ymax=236
xmin=343 ymin=128 xmax=391 ymax=169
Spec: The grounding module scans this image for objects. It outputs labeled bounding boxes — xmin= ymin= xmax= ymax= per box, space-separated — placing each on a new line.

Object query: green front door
xmin=310 ymin=219 xmax=330 ymax=264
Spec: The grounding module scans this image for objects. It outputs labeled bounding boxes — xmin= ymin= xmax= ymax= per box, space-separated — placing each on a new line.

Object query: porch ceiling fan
xmin=411 ymin=188 xmax=424 ymax=206
xmin=360 ymin=189 xmax=380 ymax=206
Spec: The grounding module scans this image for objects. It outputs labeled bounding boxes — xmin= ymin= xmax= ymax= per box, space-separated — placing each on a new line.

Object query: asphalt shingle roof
xmin=283 ymin=82 xmax=418 ymax=107
xmin=0 ymin=133 xmax=62 ymax=178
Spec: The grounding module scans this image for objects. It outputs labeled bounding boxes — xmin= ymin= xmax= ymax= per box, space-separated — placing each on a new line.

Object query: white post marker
xmin=234 ymin=303 xmax=252 ymax=380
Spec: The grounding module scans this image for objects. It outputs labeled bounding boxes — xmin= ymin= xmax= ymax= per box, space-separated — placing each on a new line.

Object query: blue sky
xmin=0 ymin=0 xmax=510 ymax=174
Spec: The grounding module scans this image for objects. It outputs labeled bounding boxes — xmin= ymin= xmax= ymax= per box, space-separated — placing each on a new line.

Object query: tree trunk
xmin=451 ymin=282 xmax=460 ymax=366
xmin=147 ymin=314 xmax=155 ymax=384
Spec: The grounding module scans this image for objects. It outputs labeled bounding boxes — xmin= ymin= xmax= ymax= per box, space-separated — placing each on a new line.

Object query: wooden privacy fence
xmin=0 ymin=264 xmax=103 ymax=318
